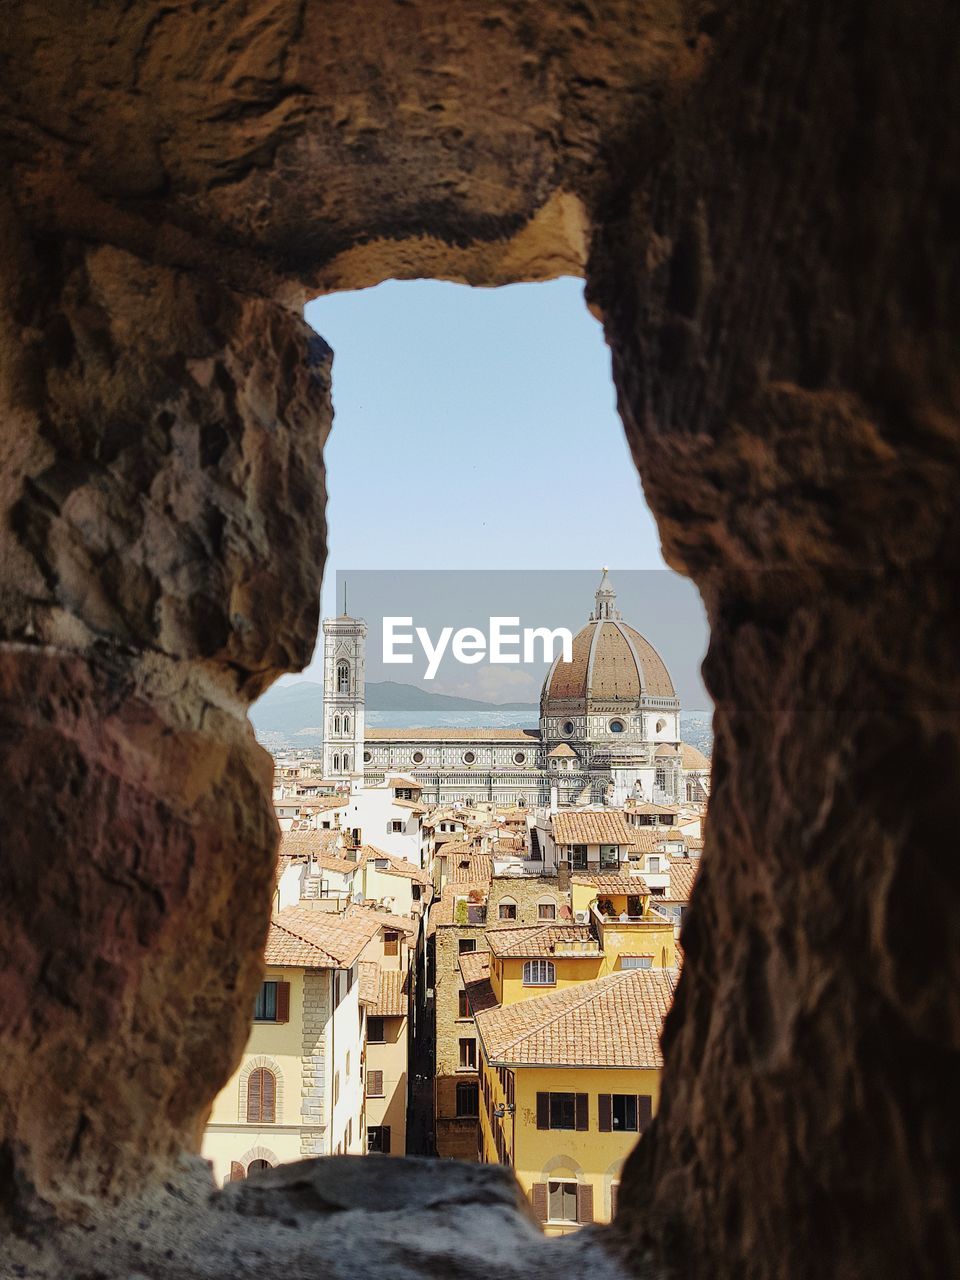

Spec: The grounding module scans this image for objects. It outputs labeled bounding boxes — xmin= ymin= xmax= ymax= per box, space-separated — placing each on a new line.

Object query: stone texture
xmin=0 ymin=1 xmax=957 ymax=1278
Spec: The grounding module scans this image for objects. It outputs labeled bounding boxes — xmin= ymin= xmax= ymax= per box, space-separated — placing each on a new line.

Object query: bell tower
xmin=322 ymin=584 xmax=366 ymax=780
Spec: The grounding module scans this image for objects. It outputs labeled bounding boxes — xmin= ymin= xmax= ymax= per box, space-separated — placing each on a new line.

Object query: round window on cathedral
xmin=363 ymin=751 xmax=371 ymax=763
xmin=609 ymin=719 xmax=625 ymax=733
xmin=412 ymin=751 xmax=424 ymax=764
xmin=514 ymin=751 xmax=525 ymax=765
xmin=463 ymin=751 xmax=476 ymax=764
xmin=562 ymin=721 xmax=574 ymax=736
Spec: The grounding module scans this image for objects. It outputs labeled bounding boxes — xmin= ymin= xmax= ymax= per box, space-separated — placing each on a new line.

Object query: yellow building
xmin=473 ymin=966 xmax=675 ymax=1234
xmin=202 ymin=906 xmax=382 ymax=1183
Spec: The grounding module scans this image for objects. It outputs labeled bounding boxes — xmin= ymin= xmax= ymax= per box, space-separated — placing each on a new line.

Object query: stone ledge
xmin=3 ymin=1156 xmax=649 ymax=1280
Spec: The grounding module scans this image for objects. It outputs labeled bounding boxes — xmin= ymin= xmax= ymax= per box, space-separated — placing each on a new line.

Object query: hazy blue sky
xmin=288 ymin=278 xmax=710 ymax=703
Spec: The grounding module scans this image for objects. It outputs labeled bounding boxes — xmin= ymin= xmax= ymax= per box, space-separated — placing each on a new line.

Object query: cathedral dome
xmin=540 ymin=571 xmax=677 ymax=717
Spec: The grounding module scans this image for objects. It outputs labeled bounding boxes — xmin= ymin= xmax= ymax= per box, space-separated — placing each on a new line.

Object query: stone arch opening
xmin=0 ymin=5 xmax=956 ymax=1280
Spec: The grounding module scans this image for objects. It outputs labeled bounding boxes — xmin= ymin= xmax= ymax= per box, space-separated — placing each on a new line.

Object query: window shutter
xmin=229 ymin=1161 xmax=245 ymax=1182
xmin=536 ymin=1092 xmax=549 ymax=1130
xmin=262 ymin=1067 xmax=276 ymax=1122
xmin=381 ymin=1125 xmax=391 ymax=1154
xmin=638 ymin=1094 xmax=653 ymax=1132
xmin=575 ymin=1093 xmax=589 ymax=1131
xmin=275 ymin=981 xmax=290 ymax=1023
xmin=610 ymin=1182 xmax=619 ymax=1218
xmin=576 ymin=1183 xmax=594 ymax=1225
xmin=598 ymin=1094 xmax=612 ymax=1132
xmin=367 ymin=1070 xmax=383 ymax=1096
xmin=531 ymin=1182 xmax=548 ymax=1223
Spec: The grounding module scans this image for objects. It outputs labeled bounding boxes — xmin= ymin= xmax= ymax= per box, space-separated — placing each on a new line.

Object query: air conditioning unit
xmin=574 ymin=910 xmax=589 ymax=923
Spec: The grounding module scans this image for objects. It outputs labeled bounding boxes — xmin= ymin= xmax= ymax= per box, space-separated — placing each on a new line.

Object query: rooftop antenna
xmin=343 ymin=577 xmax=347 ymax=617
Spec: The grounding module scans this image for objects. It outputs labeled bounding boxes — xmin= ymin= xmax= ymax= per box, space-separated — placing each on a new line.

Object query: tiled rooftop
xmin=484 ymin=922 xmax=595 ymax=958
xmin=552 ymin=810 xmax=635 ymax=846
xmin=265 ymin=906 xmax=381 ymax=969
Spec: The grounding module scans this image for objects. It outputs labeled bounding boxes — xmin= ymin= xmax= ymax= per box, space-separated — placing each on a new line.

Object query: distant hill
xmin=250 ymin=680 xmax=538 ymax=739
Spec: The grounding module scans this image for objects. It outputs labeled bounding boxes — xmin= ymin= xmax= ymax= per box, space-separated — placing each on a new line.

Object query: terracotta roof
xmin=429 ymin=878 xmax=490 ymax=931
xmin=552 ymin=810 xmax=635 ymax=846
xmin=626 ymin=802 xmax=678 ymax=815
xmin=485 ymin=922 xmax=595 ymax=958
xmin=387 ymin=775 xmax=421 ymax=788
xmin=654 ymin=744 xmax=678 ymax=758
xmin=279 ymin=829 xmax=346 ymax=860
xmin=391 ymin=798 xmax=426 ymax=811
xmin=625 ymin=828 xmax=672 ymax=854
xmin=286 ymin=795 xmax=349 ymax=810
xmin=458 ymin=951 xmax=499 ymax=1015
xmin=666 ymin=856 xmax=700 ymax=902
xmin=265 ymin=906 xmax=381 ymax=969
xmin=372 ymin=968 xmax=409 ymax=1017
xmin=680 ymin=742 xmax=711 ymax=770
xmin=358 ymin=960 xmax=380 ymax=1007
xmin=361 ymin=845 xmax=431 ymax=885
xmin=542 ymin=611 xmax=677 ymax=710
xmin=547 ymin=743 xmax=577 ymax=758
xmin=475 ymin=967 xmax=677 ymax=1068
xmin=440 ymin=841 xmax=479 ymax=856
xmin=658 ymin=828 xmax=687 ymax=843
xmin=345 ymin=903 xmax=417 ymax=935
xmin=571 ymin=873 xmax=651 ymax=894
xmin=449 ymin=854 xmax=493 ymax=886
xmin=365 ymin=728 xmax=540 ymax=742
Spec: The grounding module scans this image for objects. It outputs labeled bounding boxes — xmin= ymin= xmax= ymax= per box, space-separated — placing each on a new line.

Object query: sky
xmin=287 ymin=277 xmax=710 ymax=705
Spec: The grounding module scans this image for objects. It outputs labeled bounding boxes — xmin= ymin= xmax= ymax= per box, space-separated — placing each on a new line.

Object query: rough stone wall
xmin=586 ymin=2 xmax=960 ymax=1278
xmin=434 ymin=923 xmax=487 ymax=1159
xmin=0 ymin=2 xmax=957 ymax=1278
xmin=487 ymin=876 xmax=565 ymax=924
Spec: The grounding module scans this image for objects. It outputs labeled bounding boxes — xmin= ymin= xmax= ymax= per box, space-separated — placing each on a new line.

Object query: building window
xmin=514 ymin=752 xmax=525 ymax=764
xmin=333 ymin=753 xmax=340 ymax=772
xmin=458 ymin=989 xmax=470 ymax=1019
xmin=459 ymin=939 xmax=477 ymax=955
xmin=459 ymin=1038 xmax=477 ymax=1070
xmin=253 ymin=981 xmax=277 ymax=1021
xmin=246 ymin=1068 xmax=276 ymax=1124
xmin=342 ymin=753 xmax=350 ymax=771
xmin=538 ymin=901 xmax=556 ymax=921
xmin=655 ymin=718 xmax=666 ymax=733
xmin=548 ymin=1180 xmax=579 ymax=1224
xmin=648 ymin=856 xmax=661 ymax=872
xmin=334 ymin=715 xmax=341 ymax=733
xmin=368 ymin=1016 xmax=385 ymax=1043
xmin=463 ymin=751 xmax=476 ymax=764
xmin=384 ymin=930 xmax=399 ymax=956
xmin=656 ymin=766 xmax=667 ymax=789
xmin=598 ymin=1093 xmax=653 ymax=1133
xmin=343 ymin=714 xmax=350 ymax=732
xmin=621 ymin=954 xmax=654 ymax=969
xmin=562 ymin=721 xmax=574 ymax=736
xmin=412 ymin=884 xmax=421 ymax=901
xmin=569 ymin=845 xmax=588 ymax=870
xmin=412 ymin=751 xmax=424 ymax=764
xmin=523 ymin=959 xmax=556 ymax=986
xmin=600 ymin=844 xmax=619 ymax=868
xmin=367 ymin=1070 xmax=384 ymax=1097
xmin=498 ymin=900 xmax=517 ymax=920
xmin=391 ymin=820 xmax=404 ymax=833
xmin=368 ymin=1125 xmax=391 ymax=1153
xmin=609 ymin=719 xmax=625 ymax=733
xmin=363 ymin=751 xmax=372 ymax=763
xmin=536 ymin=1091 xmax=587 ymax=1131
xmin=253 ymin=980 xmax=289 ymax=1022
xmin=247 ymin=1158 xmax=272 ymax=1174
xmin=337 ymin=661 xmax=350 ymax=693
xmin=456 ymin=1081 xmax=479 ymax=1117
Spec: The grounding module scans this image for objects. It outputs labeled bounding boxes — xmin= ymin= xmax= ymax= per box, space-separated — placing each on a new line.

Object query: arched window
xmin=333 ymin=753 xmax=341 ymax=772
xmin=247 ymin=1157 xmax=272 ymax=1174
xmin=343 ymin=714 xmax=350 ymax=733
xmin=334 ymin=715 xmax=341 ymax=733
xmin=337 ymin=661 xmax=350 ymax=693
xmin=342 ymin=753 xmax=350 ymax=772
xmin=523 ymin=959 xmax=556 ymax=986
xmin=498 ymin=898 xmax=518 ymax=921
xmin=246 ymin=1068 xmax=276 ymax=1123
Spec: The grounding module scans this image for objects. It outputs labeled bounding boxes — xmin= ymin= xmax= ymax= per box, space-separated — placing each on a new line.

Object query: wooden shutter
xmin=261 ymin=1068 xmax=276 ymax=1122
xmin=575 ymin=1093 xmax=589 ymax=1131
xmin=384 ymin=932 xmax=399 ymax=956
xmin=536 ymin=1092 xmax=550 ymax=1130
xmin=576 ymin=1183 xmax=594 ymax=1225
xmin=638 ymin=1094 xmax=653 ymax=1132
xmin=381 ymin=1126 xmax=391 ymax=1154
xmin=598 ymin=1094 xmax=612 ymax=1132
xmin=531 ymin=1182 xmax=548 ymax=1224
xmin=367 ymin=1069 xmax=383 ymax=1096
xmin=610 ymin=1181 xmax=619 ymax=1218
xmin=229 ymin=1161 xmax=245 ymax=1182
xmin=275 ymin=981 xmax=290 ymax=1023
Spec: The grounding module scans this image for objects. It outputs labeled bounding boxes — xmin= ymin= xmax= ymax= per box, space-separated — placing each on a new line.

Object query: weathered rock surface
xmin=0 ymin=1 xmax=958 ymax=1278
